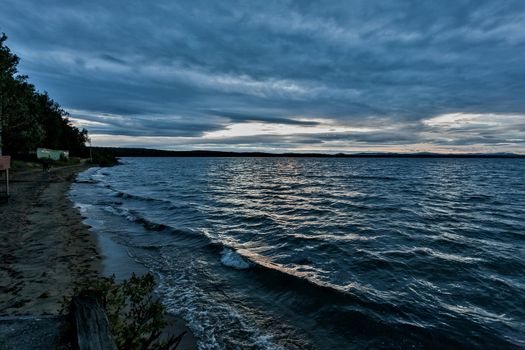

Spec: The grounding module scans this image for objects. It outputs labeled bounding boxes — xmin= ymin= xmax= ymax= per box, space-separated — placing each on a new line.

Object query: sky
xmin=1 ymin=0 xmax=525 ymax=153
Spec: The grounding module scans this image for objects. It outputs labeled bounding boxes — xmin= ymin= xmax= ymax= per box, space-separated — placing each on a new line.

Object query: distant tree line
xmin=0 ymin=33 xmax=88 ymax=157
xmin=93 ymin=147 xmax=525 ymax=158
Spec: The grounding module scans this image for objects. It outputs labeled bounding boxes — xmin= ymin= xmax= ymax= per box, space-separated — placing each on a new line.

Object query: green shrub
xmin=89 ymin=149 xmax=119 ymax=167
xmin=61 ymin=273 xmax=185 ymax=349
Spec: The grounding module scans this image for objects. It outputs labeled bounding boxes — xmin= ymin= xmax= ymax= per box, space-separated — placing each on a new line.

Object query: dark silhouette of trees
xmin=0 ymin=33 xmax=88 ymax=157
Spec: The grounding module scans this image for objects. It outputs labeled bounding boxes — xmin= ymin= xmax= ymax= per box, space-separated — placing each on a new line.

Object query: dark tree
xmin=0 ymin=33 xmax=88 ymax=157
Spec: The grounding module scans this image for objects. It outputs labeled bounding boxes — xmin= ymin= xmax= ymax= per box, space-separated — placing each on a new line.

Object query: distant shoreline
xmin=93 ymin=147 xmax=525 ymax=158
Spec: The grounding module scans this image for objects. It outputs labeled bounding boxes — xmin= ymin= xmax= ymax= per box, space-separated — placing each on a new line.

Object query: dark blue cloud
xmin=1 ymin=0 xmax=525 ymax=152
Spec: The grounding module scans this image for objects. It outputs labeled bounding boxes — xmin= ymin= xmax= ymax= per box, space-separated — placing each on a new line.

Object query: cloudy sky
xmin=2 ymin=0 xmax=525 ymax=153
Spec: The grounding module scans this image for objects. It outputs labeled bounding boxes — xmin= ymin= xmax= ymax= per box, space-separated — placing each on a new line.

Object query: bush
xmin=89 ymin=149 xmax=119 ymax=167
xmin=61 ymin=273 xmax=185 ymax=350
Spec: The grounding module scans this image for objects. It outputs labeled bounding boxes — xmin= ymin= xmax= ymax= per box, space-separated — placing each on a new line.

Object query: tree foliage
xmin=0 ymin=33 xmax=88 ymax=156
xmin=61 ymin=273 xmax=185 ymax=350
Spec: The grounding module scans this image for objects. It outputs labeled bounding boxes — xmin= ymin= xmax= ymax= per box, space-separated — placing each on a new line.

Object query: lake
xmin=71 ymin=157 xmax=525 ymax=349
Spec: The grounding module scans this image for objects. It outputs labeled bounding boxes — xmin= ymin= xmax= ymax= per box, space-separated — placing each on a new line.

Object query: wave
xmin=112 ymin=189 xmax=173 ymax=205
xmin=100 ymin=202 xmax=374 ymax=304
xmin=94 ymin=179 xmax=189 ymax=210
xmin=102 ymin=205 xmax=211 ymax=250
xmin=220 ymin=247 xmax=517 ymax=349
xmin=73 ymin=202 xmax=93 ymax=214
xmin=289 ymin=232 xmax=382 ymax=242
xmin=220 ymin=248 xmax=251 ymax=269
xmin=380 ymin=247 xmax=486 ymax=264
xmin=100 ymin=202 xmax=412 ymax=316
xmin=351 ymin=175 xmax=397 ymax=181
xmin=74 ymin=179 xmax=98 ymax=184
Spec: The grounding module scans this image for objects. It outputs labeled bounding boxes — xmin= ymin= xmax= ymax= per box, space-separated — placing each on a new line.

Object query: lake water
xmin=70 ymin=157 xmax=525 ymax=349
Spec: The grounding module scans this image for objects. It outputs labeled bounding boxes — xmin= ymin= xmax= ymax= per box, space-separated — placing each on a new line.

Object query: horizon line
xmin=94 ymin=147 xmax=525 ymax=158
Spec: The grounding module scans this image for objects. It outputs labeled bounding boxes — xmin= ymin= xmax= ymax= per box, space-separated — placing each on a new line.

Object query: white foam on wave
xmin=151 ymin=254 xmax=288 ymax=350
xmin=74 ymin=202 xmax=92 ymax=214
xmin=73 ymin=167 xmax=101 ymax=185
xmin=220 ymin=248 xmax=251 ymax=269
xmin=103 ymin=205 xmax=137 ymax=222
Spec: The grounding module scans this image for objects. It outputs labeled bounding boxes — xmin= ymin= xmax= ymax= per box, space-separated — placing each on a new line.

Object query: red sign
xmin=0 ymin=156 xmax=11 ymax=170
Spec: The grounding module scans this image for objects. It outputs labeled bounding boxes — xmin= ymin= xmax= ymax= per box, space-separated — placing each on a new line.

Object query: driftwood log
xmin=71 ymin=292 xmax=117 ymax=350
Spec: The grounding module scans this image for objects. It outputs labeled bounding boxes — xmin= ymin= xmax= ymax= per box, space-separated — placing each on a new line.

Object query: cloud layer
xmin=2 ymin=0 xmax=525 ymax=152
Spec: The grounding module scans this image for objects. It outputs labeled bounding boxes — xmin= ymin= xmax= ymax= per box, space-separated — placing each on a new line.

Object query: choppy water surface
xmin=71 ymin=157 xmax=525 ymax=349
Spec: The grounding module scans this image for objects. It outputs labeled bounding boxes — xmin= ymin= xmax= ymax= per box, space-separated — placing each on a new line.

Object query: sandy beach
xmin=0 ymin=164 xmax=101 ymax=315
xmin=0 ymin=163 xmax=197 ymax=349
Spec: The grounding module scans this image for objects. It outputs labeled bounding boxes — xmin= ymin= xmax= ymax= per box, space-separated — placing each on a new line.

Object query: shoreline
xmin=0 ymin=163 xmax=197 ymax=349
xmin=0 ymin=164 xmax=101 ymax=315
xmin=73 ymin=166 xmax=198 ymax=349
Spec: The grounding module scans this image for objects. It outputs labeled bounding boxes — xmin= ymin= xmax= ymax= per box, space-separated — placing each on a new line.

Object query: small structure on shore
xmin=0 ymin=155 xmax=10 ymax=197
xmin=37 ymin=148 xmax=69 ymax=161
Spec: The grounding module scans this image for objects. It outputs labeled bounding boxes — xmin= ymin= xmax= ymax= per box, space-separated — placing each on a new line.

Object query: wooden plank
xmin=71 ymin=292 xmax=117 ymax=350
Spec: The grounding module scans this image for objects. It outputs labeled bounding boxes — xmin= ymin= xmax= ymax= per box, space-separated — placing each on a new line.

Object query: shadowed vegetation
xmin=0 ymin=33 xmax=88 ymax=157
xmin=61 ymin=273 xmax=185 ymax=350
xmin=89 ymin=148 xmax=120 ymax=167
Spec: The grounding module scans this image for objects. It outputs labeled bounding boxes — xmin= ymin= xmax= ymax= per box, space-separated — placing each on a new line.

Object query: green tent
xmin=37 ymin=148 xmax=69 ymax=161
